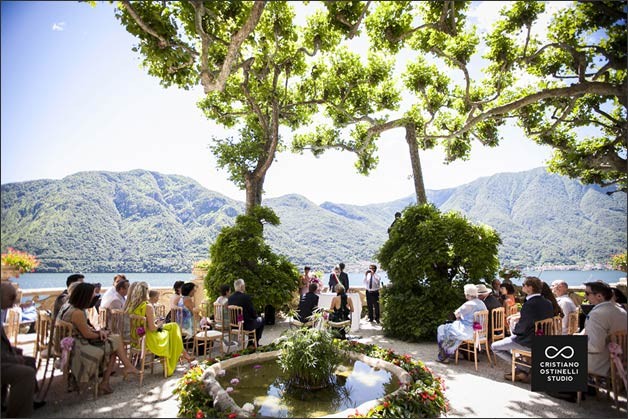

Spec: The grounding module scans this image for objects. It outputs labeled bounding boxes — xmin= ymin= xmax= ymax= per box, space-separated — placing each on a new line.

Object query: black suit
xmin=512 ymin=294 xmax=554 ymax=347
xmin=297 ymin=292 xmax=319 ymax=323
xmin=339 ymin=272 xmax=349 ymax=291
xmin=228 ymin=291 xmax=264 ymax=343
xmin=481 ymin=293 xmax=502 ymax=336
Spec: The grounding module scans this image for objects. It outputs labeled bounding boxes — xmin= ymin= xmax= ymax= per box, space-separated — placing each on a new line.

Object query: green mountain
xmin=1 ymin=168 xmax=625 ymax=272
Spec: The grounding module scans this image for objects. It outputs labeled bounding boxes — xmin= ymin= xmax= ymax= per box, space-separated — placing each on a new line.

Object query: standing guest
xmin=228 ymin=279 xmax=264 ymax=347
xmin=58 ymin=283 xmax=140 ymax=394
xmin=90 ymin=283 xmax=102 ymax=312
xmin=101 ymin=279 xmax=130 ymax=311
xmin=328 ymin=266 xmax=340 ymax=293
xmin=297 ymin=283 xmax=319 ymax=323
xmin=388 ymin=211 xmax=401 ymax=234
xmin=610 ymin=287 xmax=628 ymax=312
xmin=436 ymin=284 xmax=487 ymax=363
xmin=1 ymin=282 xmax=45 ymax=417
xmin=581 ymin=281 xmax=627 ymax=377
xmin=53 ymin=273 xmax=85 ymax=319
xmin=125 ymin=281 xmax=194 ymax=375
xmin=309 ymin=273 xmax=323 ymax=294
xmin=177 ymin=282 xmax=197 ymax=337
xmin=338 ymin=263 xmax=350 ymax=291
xmin=364 ymin=264 xmax=381 ymax=323
xmin=215 ymin=284 xmax=231 ymax=306
xmin=491 ymin=278 xmax=502 ymax=298
xmin=551 ymin=280 xmax=578 ymax=334
xmin=329 ymin=283 xmax=354 ymax=339
xmin=299 ymin=267 xmax=312 ymax=296
xmin=491 ymin=277 xmax=554 ymax=383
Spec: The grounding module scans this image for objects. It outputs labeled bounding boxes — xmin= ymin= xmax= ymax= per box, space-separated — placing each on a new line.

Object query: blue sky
xmin=1 ymin=1 xmax=558 ymax=205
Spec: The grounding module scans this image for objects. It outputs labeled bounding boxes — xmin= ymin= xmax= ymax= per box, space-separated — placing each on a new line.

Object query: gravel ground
xmin=23 ymin=317 xmax=625 ymax=418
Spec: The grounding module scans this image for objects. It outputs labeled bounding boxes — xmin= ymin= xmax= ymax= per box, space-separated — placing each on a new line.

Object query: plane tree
xmin=112 ymin=1 xmax=361 ymax=214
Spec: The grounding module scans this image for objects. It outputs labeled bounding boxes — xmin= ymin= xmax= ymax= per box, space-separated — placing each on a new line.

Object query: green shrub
xmin=277 ymin=326 xmax=341 ymax=389
xmin=204 ymin=206 xmax=299 ymax=312
xmin=377 ymin=204 xmax=501 ymax=340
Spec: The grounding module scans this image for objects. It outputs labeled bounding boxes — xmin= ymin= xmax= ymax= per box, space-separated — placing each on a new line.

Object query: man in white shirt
xmin=100 ymin=274 xmax=128 ymax=310
xmin=581 ymin=281 xmax=627 ymax=377
xmin=551 ymin=280 xmax=578 ymax=334
xmin=363 ymin=264 xmax=381 ymax=323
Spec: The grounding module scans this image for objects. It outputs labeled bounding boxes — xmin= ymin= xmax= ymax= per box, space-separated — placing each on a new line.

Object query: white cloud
xmin=52 ymin=22 xmax=65 ymax=31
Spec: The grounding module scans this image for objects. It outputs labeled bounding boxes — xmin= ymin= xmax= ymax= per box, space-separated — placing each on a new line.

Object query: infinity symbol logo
xmin=544 ymin=345 xmax=575 ymax=359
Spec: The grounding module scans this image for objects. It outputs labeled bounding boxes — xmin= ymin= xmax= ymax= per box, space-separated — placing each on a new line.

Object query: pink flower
xmin=136 ymin=326 xmax=146 ymax=337
xmin=230 ymin=378 xmax=240 ymax=385
xmin=472 ymin=321 xmax=482 ymax=331
xmin=196 ymin=410 xmax=204 ymax=419
xmin=226 ymin=386 xmax=234 ymax=393
xmin=253 ymin=364 xmax=262 ymax=370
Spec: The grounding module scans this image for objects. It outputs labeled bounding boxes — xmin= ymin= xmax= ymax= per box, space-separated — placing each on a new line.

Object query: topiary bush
xmin=378 ymin=203 xmax=501 ymax=341
xmin=204 ymin=206 xmax=299 ymax=313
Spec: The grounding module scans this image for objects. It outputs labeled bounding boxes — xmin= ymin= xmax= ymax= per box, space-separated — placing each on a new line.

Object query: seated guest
xmin=329 ymin=283 xmax=354 ymax=339
xmin=53 ymin=273 xmax=85 ymax=319
xmin=541 ymin=281 xmax=564 ymax=319
xmin=1 ymin=283 xmax=44 ymax=417
xmin=57 ymin=283 xmax=139 ymax=395
xmin=499 ymin=282 xmax=516 ymax=310
xmin=491 ymin=277 xmax=554 ymax=383
xmin=148 ymin=290 xmax=160 ymax=306
xmin=477 ymin=283 xmax=502 ymax=338
xmin=177 ymin=282 xmax=197 ymax=337
xmin=228 ymin=279 xmax=264 ymax=347
xmin=297 ymin=283 xmax=319 ymax=323
xmin=581 ymin=281 xmax=627 ymax=377
xmin=437 ymin=284 xmax=487 ymax=363
xmin=99 ymin=274 xmax=127 ymax=311
xmin=215 ymin=284 xmax=231 ymax=306
xmin=101 ymin=279 xmax=130 ymax=311
xmin=551 ymin=280 xmax=578 ymax=334
xmin=125 ymin=281 xmax=194 ymax=375
xmin=610 ymin=287 xmax=628 ymax=312
xmin=491 ymin=278 xmax=501 ymax=298
xmin=165 ymin=280 xmax=185 ymax=322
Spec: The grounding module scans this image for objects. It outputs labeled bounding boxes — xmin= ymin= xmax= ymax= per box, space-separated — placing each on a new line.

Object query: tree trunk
xmin=244 ymin=173 xmax=265 ymax=215
xmin=405 ymin=123 xmax=428 ymax=204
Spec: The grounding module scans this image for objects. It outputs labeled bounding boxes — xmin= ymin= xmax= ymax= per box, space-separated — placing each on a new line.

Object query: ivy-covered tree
xmin=204 ymin=206 xmax=299 ymax=311
xmin=610 ymin=252 xmax=627 ymax=272
xmin=377 ymin=204 xmax=501 ymax=341
xmin=111 ymin=1 xmax=355 ymax=214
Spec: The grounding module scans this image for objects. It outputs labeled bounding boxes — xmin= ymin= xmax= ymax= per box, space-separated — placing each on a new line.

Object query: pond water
xmin=218 ymin=358 xmax=399 ymax=418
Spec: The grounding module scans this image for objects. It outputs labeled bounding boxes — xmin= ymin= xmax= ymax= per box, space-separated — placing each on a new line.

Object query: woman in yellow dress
xmin=124 ymin=282 xmax=194 ymax=376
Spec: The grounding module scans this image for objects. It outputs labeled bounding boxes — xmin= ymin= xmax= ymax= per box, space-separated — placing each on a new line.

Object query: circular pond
xmin=218 ymin=357 xmax=400 ymax=418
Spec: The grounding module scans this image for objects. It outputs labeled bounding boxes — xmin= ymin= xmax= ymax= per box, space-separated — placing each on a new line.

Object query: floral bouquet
xmin=1 ymin=247 xmax=40 ymax=274
xmin=472 ymin=321 xmax=482 ymax=331
xmin=136 ymin=326 xmax=146 ymax=337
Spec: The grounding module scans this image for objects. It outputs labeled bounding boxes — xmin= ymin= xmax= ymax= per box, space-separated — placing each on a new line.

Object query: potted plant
xmin=1 ymin=247 xmax=40 ymax=282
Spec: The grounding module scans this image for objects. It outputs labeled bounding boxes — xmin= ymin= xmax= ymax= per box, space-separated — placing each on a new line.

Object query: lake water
xmin=10 ymin=270 xmax=625 ymax=290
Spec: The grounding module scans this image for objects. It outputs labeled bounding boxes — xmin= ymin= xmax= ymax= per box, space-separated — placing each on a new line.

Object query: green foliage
xmin=173 ymin=364 xmax=217 ymax=418
xmin=204 ymin=206 xmax=299 ymax=312
xmin=610 ymin=252 xmax=627 ymax=272
xmin=499 ymin=267 xmax=523 ymax=281
xmin=377 ymin=204 xmax=501 ymax=340
xmin=277 ymin=326 xmax=341 ymax=389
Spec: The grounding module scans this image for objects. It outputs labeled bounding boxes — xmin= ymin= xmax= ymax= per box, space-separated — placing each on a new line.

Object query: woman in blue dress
xmin=436 ymin=284 xmax=487 ymax=363
xmin=177 ymin=282 xmax=197 ymax=337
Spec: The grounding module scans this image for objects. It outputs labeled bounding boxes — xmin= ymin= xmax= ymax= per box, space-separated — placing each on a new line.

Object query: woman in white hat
xmin=436 ymin=284 xmax=488 ymax=363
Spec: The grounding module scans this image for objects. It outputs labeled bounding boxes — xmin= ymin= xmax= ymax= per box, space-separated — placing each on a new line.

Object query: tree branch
xmin=200 ymin=0 xmax=267 ymax=93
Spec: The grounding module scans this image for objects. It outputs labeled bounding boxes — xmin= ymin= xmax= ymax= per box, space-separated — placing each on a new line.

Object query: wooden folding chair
xmin=98 ymin=308 xmax=108 ymax=330
xmin=128 ymin=314 xmax=168 ymax=387
xmin=455 ymin=310 xmax=492 ymax=371
xmin=153 ymin=303 xmax=166 ymax=320
xmin=567 ymin=311 xmax=579 ymax=335
xmin=490 ymin=307 xmax=506 ymax=364
xmin=609 ymin=330 xmax=627 ymax=410
xmin=553 ymin=315 xmax=563 ymax=336
xmin=192 ymin=307 xmax=223 ymax=359
xmin=511 ymin=317 xmax=555 ymax=382
xmin=34 ymin=310 xmax=52 ymax=370
xmin=227 ymin=305 xmax=256 ymax=351
xmin=3 ymin=307 xmax=21 ymax=346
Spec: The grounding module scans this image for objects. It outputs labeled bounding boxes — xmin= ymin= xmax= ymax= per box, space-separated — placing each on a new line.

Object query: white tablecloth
xmin=318 ymin=293 xmax=361 ymax=331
